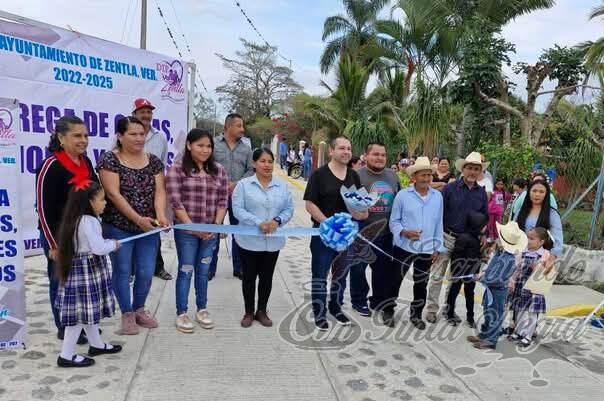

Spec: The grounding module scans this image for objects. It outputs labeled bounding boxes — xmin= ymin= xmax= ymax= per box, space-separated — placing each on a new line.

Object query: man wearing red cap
xmin=132 ymin=98 xmax=172 ymax=280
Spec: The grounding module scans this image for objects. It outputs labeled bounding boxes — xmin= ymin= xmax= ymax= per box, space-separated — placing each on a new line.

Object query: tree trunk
xmin=499 ymin=79 xmax=511 ymax=146
xmin=458 ymin=105 xmax=471 ymax=157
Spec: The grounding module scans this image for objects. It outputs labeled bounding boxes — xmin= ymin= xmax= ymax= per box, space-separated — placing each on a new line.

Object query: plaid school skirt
xmin=517 ymin=289 xmax=546 ymax=314
xmin=55 ymin=252 xmax=116 ymax=326
xmin=508 ymin=254 xmax=538 ymax=312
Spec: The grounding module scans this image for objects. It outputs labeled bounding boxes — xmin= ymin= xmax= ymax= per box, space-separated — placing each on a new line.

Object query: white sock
xmin=60 ymin=325 xmax=84 ymax=362
xmin=83 ymin=324 xmax=112 ymax=349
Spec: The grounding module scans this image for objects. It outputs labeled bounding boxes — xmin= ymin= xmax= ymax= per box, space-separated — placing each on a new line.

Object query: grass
xmin=560 ymin=208 xmax=604 ymax=248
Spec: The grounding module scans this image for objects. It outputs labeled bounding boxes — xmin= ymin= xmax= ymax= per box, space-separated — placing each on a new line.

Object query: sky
xmin=1 ymin=0 xmax=603 ymax=116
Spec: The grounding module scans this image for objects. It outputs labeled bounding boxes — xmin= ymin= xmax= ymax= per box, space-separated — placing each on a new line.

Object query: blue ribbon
xmin=117 ymin=224 xmax=320 ymax=244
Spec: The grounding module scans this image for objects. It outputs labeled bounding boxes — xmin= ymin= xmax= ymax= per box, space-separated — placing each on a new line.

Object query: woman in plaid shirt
xmin=166 ymin=129 xmax=229 ymax=333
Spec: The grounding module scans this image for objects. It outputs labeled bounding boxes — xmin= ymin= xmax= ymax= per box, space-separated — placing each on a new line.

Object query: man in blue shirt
xmin=390 ymin=157 xmax=444 ymax=329
xmin=425 ymin=152 xmax=488 ymax=324
xmin=278 ymin=139 xmax=289 ymax=170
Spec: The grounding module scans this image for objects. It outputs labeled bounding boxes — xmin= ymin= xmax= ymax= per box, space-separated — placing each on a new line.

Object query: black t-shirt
xmin=303 ymin=164 xmax=361 ymax=226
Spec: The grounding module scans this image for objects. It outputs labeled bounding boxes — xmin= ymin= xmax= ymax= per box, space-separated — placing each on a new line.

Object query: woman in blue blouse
xmin=514 ymin=179 xmax=563 ymax=257
xmin=232 ymin=148 xmax=294 ymax=328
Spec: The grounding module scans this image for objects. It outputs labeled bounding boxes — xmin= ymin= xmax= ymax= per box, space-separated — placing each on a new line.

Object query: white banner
xmin=0 ymin=97 xmax=25 ymax=349
xmin=0 ymin=18 xmax=190 ymax=255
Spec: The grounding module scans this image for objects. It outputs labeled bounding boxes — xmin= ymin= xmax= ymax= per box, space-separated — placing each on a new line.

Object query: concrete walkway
xmin=2 ymin=169 xmax=604 ymax=400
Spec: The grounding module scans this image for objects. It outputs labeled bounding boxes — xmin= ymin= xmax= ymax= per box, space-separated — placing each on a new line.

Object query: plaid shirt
xmin=166 ymin=162 xmax=229 ymax=223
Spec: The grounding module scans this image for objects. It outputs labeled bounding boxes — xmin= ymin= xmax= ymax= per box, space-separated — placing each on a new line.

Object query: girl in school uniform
xmin=55 ymin=181 xmax=123 ymax=367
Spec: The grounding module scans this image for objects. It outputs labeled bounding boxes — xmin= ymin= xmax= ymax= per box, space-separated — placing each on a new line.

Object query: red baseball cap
xmin=133 ymin=98 xmax=155 ymax=112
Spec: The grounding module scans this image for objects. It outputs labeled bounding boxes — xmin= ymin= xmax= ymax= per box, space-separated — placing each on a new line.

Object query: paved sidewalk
xmin=2 ymin=169 xmax=604 ymax=400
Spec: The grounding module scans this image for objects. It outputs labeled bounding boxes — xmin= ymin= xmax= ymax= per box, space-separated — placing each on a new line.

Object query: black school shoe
xmin=88 ymin=344 xmax=123 ymax=357
xmin=57 ymin=355 xmax=95 ymax=368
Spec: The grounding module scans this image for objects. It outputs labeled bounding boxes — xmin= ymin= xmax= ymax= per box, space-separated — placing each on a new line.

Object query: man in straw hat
xmin=425 ymin=151 xmax=488 ymax=324
xmin=389 ymin=157 xmax=444 ymax=329
xmin=468 ymin=220 xmax=527 ymax=350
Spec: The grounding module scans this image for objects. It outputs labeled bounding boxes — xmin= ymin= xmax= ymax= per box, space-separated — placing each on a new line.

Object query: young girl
xmin=55 ymin=182 xmax=122 ymax=367
xmin=508 ymin=227 xmax=554 ymax=347
xmin=487 ymin=178 xmax=512 ymax=242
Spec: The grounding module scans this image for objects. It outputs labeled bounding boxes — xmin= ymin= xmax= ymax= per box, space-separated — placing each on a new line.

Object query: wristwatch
xmin=273 ymin=217 xmax=282 ymax=226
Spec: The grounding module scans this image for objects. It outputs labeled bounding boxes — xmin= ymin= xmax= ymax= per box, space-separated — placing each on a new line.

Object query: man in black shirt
xmin=304 ymin=136 xmax=367 ymax=331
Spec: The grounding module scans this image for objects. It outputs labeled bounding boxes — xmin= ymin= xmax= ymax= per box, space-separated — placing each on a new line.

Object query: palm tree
xmin=577 ymin=2 xmax=604 ymax=83
xmin=320 ymin=0 xmax=389 ymax=74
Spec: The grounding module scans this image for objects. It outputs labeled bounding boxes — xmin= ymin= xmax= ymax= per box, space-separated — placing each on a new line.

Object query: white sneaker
xmin=175 ymin=313 xmax=194 ymax=333
xmin=196 ymin=309 xmax=215 ymax=329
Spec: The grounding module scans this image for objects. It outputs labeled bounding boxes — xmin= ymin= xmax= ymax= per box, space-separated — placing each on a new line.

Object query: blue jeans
xmin=479 ymin=286 xmax=508 ymax=345
xmin=104 ymin=224 xmax=159 ymax=313
xmin=209 ymin=199 xmax=241 ymax=276
xmin=174 ymin=231 xmax=217 ymax=315
xmin=40 ymin=233 xmax=61 ymax=330
xmin=303 ymin=159 xmax=312 ymax=179
xmin=310 ymin=236 xmax=348 ymax=322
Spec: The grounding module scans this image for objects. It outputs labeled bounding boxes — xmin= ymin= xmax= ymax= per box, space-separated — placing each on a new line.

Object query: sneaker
xmin=426 ymin=312 xmax=437 ymax=324
xmin=410 ymin=318 xmax=426 ymax=330
xmin=254 ymin=310 xmax=273 ymax=327
xmin=446 ymin=318 xmax=458 ymax=327
xmin=467 ymin=335 xmax=482 ymax=343
xmin=118 ymin=312 xmax=139 ymax=335
xmin=175 ymin=314 xmax=195 ymax=333
xmin=315 ymin=319 xmax=329 ymax=331
xmin=452 ymin=313 xmax=462 ymax=323
xmin=195 ymin=309 xmax=215 ymax=329
xmin=473 ymin=340 xmax=496 ymax=350
xmin=507 ymin=333 xmax=522 ymax=342
xmin=466 ymin=319 xmax=476 ymax=329
xmin=241 ymin=313 xmax=254 ymax=328
xmin=331 ymin=311 xmax=351 ymax=326
xmin=352 ymin=304 xmax=372 ymax=317
xmin=57 ymin=355 xmax=95 ymax=368
xmin=154 ymin=268 xmax=173 ymax=280
xmin=518 ymin=337 xmax=531 ymax=347
xmin=135 ymin=308 xmax=159 ymax=329
xmin=382 ymin=311 xmax=395 ymax=328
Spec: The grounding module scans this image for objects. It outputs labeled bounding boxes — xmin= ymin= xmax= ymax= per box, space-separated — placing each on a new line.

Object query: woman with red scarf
xmin=36 ymin=115 xmax=98 ymax=343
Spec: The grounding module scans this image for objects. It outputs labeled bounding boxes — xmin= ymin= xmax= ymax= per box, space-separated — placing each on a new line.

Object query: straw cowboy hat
xmin=496 ymin=221 xmax=528 ymax=254
xmin=407 ymin=156 xmax=436 ymax=176
xmin=455 ymin=151 xmax=490 ymax=172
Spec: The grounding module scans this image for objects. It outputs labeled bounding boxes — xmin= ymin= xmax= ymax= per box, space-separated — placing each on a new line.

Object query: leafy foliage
xmin=478 ymin=141 xmax=541 ymax=183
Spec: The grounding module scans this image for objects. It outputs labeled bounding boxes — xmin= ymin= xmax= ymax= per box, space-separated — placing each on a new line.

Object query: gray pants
xmin=425 ymin=233 xmax=456 ymax=315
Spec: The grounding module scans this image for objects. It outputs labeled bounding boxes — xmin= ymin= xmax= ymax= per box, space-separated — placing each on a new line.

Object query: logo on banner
xmin=156 ymin=60 xmax=185 ymax=103
xmin=0 ymin=108 xmax=16 ymax=145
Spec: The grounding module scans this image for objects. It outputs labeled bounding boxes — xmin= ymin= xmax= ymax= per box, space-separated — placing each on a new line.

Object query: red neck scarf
xmin=53 ymin=150 xmax=92 ymax=190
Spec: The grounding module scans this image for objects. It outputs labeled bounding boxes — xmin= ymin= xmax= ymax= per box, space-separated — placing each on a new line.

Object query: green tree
xmin=577 ymin=2 xmax=604 ymax=83
xmin=320 ymin=0 xmax=389 ymax=74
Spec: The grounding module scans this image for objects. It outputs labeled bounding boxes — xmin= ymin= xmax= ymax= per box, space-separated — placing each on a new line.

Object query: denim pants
xmin=303 ymin=159 xmax=312 ymax=179
xmin=209 ymin=199 xmax=241 ymax=276
xmin=174 ymin=231 xmax=217 ymax=315
xmin=40 ymin=233 xmax=61 ymax=330
xmin=310 ymin=236 xmax=347 ymax=322
xmin=479 ymin=286 xmax=508 ymax=345
xmin=104 ymin=224 xmax=159 ymax=313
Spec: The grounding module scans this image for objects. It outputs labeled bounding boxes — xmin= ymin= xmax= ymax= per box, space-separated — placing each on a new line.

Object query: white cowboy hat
xmin=455 ymin=151 xmax=490 ymax=172
xmin=496 ymin=221 xmax=528 ymax=254
xmin=406 ymin=156 xmax=436 ymax=176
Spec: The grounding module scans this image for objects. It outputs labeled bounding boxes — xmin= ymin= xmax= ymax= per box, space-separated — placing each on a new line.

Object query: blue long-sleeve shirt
xmin=442 ymin=179 xmax=488 ymax=236
xmin=389 ymin=186 xmax=444 ymax=254
xmin=232 ymin=174 xmax=294 ymax=252
xmin=481 ymin=250 xmax=517 ymax=289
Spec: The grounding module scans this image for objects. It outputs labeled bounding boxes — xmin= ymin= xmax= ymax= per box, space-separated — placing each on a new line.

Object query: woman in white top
xmin=55 ymin=182 xmax=122 ymax=368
